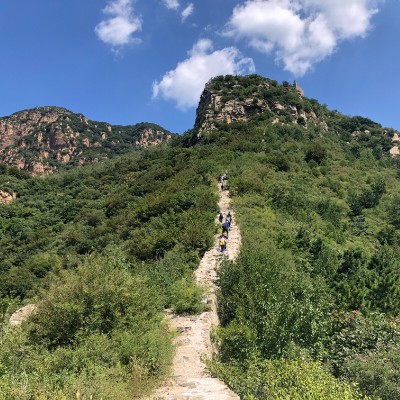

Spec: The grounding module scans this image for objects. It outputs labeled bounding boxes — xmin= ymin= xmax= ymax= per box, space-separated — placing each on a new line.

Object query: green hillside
xmin=0 ymin=143 xmax=219 ymax=398
xmin=1 ymin=75 xmax=400 ymax=399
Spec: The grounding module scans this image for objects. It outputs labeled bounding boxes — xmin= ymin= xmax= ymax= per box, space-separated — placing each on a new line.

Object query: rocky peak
xmin=0 ymin=107 xmax=173 ymax=175
xmin=194 ymin=75 xmax=327 ymax=134
xmin=193 ymin=74 xmax=399 ymax=158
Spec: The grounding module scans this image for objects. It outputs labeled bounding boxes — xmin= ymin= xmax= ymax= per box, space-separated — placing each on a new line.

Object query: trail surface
xmin=148 ymin=187 xmax=241 ymax=400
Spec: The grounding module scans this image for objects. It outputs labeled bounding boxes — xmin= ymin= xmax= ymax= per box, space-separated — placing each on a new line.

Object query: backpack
xmin=220 ymin=238 xmax=226 ymax=246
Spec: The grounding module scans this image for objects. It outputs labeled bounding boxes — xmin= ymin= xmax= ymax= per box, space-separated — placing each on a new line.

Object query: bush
xmin=169 ymin=278 xmax=207 ymax=314
xmin=343 ymin=343 xmax=400 ymax=399
xmin=0 ymin=249 xmax=173 ymax=399
xmin=305 ymin=142 xmax=327 ymax=165
xmin=217 ymin=246 xmax=332 ymax=361
xmin=29 ymin=249 xmax=164 ymax=348
xmin=210 ymin=356 xmax=367 ymax=400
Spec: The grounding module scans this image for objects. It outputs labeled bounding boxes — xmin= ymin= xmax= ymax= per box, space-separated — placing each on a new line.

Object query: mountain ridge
xmin=2 ymin=75 xmax=400 ymax=176
xmin=0 ymin=106 xmax=173 ymax=175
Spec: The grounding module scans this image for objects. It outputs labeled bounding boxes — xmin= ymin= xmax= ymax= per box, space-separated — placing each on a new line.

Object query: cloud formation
xmin=152 ymin=39 xmax=255 ymax=109
xmin=224 ymin=0 xmax=379 ymax=76
xmin=181 ymin=3 xmax=194 ymax=22
xmin=163 ymin=0 xmax=180 ymax=10
xmin=95 ymin=0 xmax=142 ymax=48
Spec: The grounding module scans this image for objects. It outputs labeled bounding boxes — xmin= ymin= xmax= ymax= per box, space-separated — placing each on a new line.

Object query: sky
xmin=0 ymin=0 xmax=399 ymax=134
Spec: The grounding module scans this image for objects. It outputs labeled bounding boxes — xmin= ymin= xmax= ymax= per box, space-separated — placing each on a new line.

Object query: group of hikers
xmin=218 ymin=173 xmax=228 ymax=191
xmin=217 ymin=173 xmax=232 ymax=253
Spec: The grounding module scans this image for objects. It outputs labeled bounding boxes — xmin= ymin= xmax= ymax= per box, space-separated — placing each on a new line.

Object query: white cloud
xmin=95 ymin=0 xmax=142 ymax=47
xmin=163 ymin=0 xmax=180 ymax=10
xmin=303 ymin=0 xmax=378 ymax=38
xmin=152 ymin=39 xmax=255 ymax=109
xmin=224 ymin=0 xmax=380 ymax=76
xmin=181 ymin=3 xmax=194 ymax=22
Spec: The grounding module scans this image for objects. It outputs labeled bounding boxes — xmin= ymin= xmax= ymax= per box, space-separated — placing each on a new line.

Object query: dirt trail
xmin=147 ymin=187 xmax=241 ymax=400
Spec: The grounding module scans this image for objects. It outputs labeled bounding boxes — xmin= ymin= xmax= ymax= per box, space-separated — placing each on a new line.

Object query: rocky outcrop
xmin=194 ymin=76 xmax=327 ymax=134
xmin=0 ymin=107 xmax=173 ymax=175
xmin=0 ymin=190 xmax=16 ymax=204
xmin=9 ymin=304 xmax=37 ymax=326
xmin=390 ymin=146 xmax=400 ymax=157
xmin=135 ymin=128 xmax=172 ymax=148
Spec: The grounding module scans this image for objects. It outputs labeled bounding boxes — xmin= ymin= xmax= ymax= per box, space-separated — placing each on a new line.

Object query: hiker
xmin=218 ymin=174 xmax=223 ymax=183
xmin=219 ymin=212 xmax=224 ymax=223
xmin=226 ymin=211 xmax=232 ymax=225
xmin=219 ymin=234 xmax=227 ymax=252
xmin=222 ymin=221 xmax=229 ymax=237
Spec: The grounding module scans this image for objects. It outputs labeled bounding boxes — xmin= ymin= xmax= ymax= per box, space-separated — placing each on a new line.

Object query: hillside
xmin=1 ymin=74 xmax=400 ymax=399
xmin=0 ymin=106 xmax=173 ymax=175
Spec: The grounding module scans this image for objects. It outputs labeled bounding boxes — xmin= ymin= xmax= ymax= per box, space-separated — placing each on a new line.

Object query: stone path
xmin=147 ymin=187 xmax=241 ymax=400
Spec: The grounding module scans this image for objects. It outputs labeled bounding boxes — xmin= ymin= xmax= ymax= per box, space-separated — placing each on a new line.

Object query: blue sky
xmin=0 ymin=0 xmax=399 ymax=134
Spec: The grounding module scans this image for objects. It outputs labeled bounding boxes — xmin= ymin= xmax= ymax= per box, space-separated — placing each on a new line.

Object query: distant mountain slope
xmin=0 ymin=106 xmax=173 ymax=175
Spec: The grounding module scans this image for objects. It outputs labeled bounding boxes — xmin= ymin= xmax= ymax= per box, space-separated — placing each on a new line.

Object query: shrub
xmin=169 ymin=278 xmax=207 ymax=314
xmin=305 ymin=142 xmax=327 ymax=165
xmin=210 ymin=357 xmax=367 ymax=400
xmin=29 ymin=249 xmax=164 ymax=348
xmin=0 ymin=249 xmax=173 ymax=399
xmin=217 ymin=246 xmax=332 ymax=361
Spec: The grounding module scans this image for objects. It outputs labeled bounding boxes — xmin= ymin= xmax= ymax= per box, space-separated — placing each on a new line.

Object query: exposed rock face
xmin=0 ymin=107 xmax=173 ymax=175
xmin=390 ymin=146 xmax=400 ymax=157
xmin=0 ymin=190 xmax=16 ymax=204
xmin=135 ymin=128 xmax=172 ymax=148
xmin=194 ymin=76 xmax=326 ymax=134
xmin=9 ymin=304 xmax=37 ymax=326
xmin=195 ymin=79 xmax=268 ymax=132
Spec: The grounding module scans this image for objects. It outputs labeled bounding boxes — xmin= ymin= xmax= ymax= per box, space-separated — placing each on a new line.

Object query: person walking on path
xmin=222 ymin=221 xmax=229 ymax=237
xmin=226 ymin=211 xmax=232 ymax=226
xmin=219 ymin=212 xmax=224 ymax=223
xmin=219 ymin=234 xmax=227 ymax=252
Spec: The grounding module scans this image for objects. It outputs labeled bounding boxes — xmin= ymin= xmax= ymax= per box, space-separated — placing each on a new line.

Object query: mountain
xmin=194 ymin=75 xmax=327 ymax=132
xmin=193 ymin=74 xmax=399 ymax=157
xmin=0 ymin=106 xmax=173 ymax=175
xmin=1 ymin=74 xmax=400 ymax=399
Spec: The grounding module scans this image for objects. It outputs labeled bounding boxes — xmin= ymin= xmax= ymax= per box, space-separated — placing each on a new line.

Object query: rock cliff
xmin=0 ymin=107 xmax=173 ymax=175
xmin=194 ymin=75 xmax=327 ymax=134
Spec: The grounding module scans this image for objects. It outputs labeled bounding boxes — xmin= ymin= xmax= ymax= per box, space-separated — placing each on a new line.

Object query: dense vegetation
xmin=1 ymin=74 xmax=400 ymax=398
xmin=0 ymin=143 xmax=219 ymax=398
